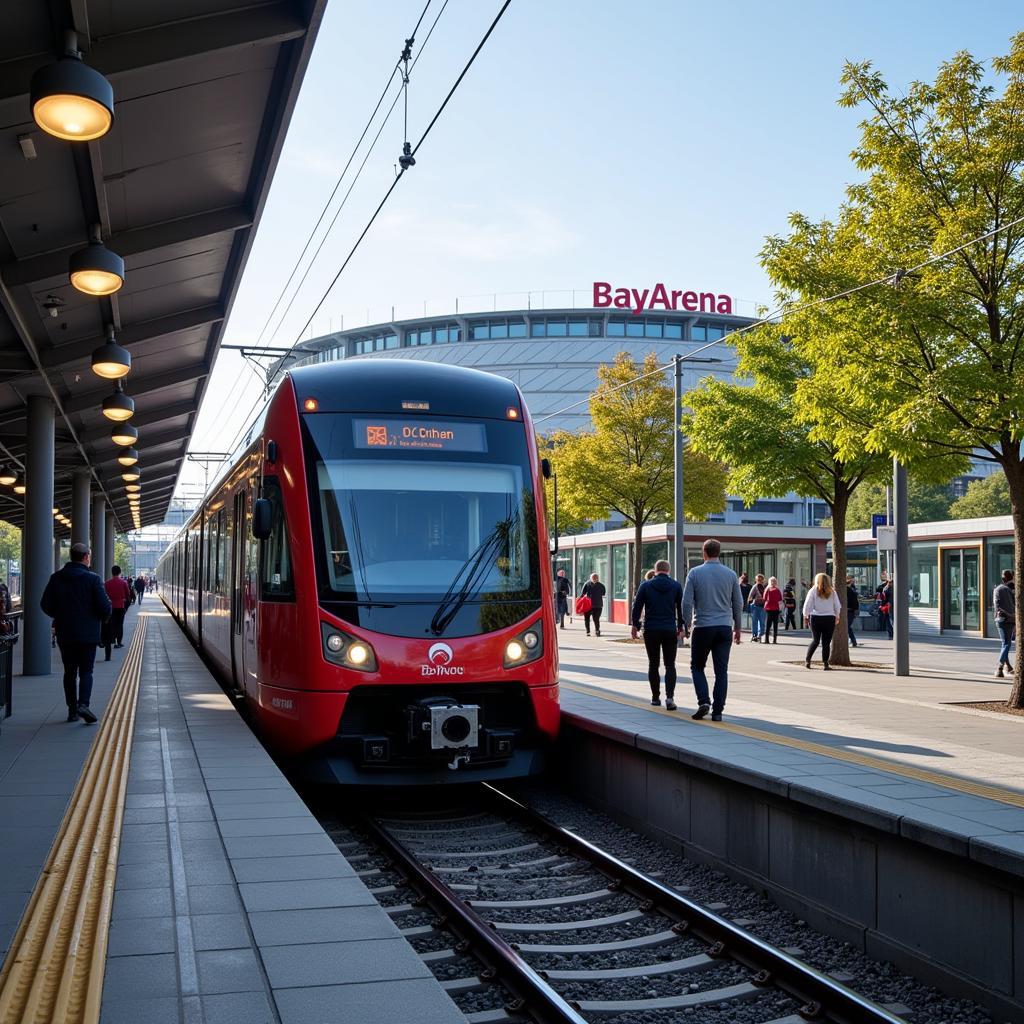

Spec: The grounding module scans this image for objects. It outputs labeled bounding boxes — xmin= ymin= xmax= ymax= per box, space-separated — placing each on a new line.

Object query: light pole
xmin=673 ymin=354 xmax=685 ymax=582
xmin=893 ymin=459 xmax=910 ymax=676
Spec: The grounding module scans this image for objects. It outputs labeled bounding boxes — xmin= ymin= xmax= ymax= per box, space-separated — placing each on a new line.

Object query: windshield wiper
xmin=429 ymin=507 xmax=521 ymax=636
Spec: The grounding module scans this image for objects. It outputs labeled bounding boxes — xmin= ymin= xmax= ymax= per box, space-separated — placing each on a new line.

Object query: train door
xmin=242 ymin=480 xmax=260 ymax=698
xmin=230 ymin=488 xmax=245 ymax=690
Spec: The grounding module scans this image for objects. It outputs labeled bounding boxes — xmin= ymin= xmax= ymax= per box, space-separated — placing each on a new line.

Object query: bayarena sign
xmin=593 ymin=281 xmax=733 ymax=315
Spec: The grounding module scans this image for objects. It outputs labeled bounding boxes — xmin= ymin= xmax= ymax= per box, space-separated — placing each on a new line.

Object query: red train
xmin=158 ymin=359 xmax=560 ymax=783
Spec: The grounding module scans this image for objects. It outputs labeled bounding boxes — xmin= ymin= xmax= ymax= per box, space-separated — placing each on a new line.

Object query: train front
xmin=282 ymin=361 xmax=559 ymax=784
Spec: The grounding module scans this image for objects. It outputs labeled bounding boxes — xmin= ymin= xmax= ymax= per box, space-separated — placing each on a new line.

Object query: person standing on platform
xmin=554 ymin=570 xmax=571 ymax=629
xmin=875 ymin=574 xmax=893 ymax=639
xmin=994 ymin=569 xmax=1016 ymax=678
xmin=134 ymin=573 xmax=147 ymax=604
xmin=845 ymin=576 xmax=861 ymax=648
xmin=682 ymin=538 xmax=743 ymax=722
xmin=747 ymin=573 xmax=767 ymax=642
xmin=104 ymin=565 xmax=132 ymax=660
xmin=783 ymin=579 xmax=798 ymax=630
xmin=762 ymin=576 xmax=783 ymax=644
xmin=41 ymin=543 xmax=111 ymax=724
xmin=738 ymin=572 xmax=752 ymax=632
xmin=581 ymin=573 xmax=605 ymax=637
xmin=803 ymin=573 xmax=841 ymax=670
xmin=631 ymin=560 xmax=684 ymax=710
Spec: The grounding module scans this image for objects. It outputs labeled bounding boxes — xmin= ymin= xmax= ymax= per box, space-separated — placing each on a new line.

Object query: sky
xmin=181 ymin=0 xmax=1024 ymax=495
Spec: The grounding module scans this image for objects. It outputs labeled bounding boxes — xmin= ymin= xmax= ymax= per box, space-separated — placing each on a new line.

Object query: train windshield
xmin=302 ymin=413 xmax=541 ymax=633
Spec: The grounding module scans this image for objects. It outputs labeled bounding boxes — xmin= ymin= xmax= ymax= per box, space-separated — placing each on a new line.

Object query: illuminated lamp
xmin=117 ymin=447 xmax=139 ymax=467
xmin=303 ymin=398 xmax=318 ymax=412
xmin=52 ymin=507 xmax=59 ymax=515
xmin=125 ymin=483 xmax=140 ymax=493
xmin=102 ymin=387 xmax=134 ymax=422
xmin=110 ymin=423 xmax=138 ymax=447
xmin=0 ymin=465 xmax=15 ymax=485
xmin=121 ymin=466 xmax=140 ymax=482
xmin=71 ymin=227 xmax=124 ymax=296
xmin=30 ymin=33 xmax=113 ymax=142
xmin=13 ymin=477 xmax=26 ymax=495
xmin=91 ymin=326 xmax=130 ymax=378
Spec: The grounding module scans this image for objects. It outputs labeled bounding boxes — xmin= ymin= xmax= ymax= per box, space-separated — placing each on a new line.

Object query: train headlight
xmin=502 ymin=621 xmax=544 ymax=670
xmin=320 ymin=622 xmax=377 ymax=672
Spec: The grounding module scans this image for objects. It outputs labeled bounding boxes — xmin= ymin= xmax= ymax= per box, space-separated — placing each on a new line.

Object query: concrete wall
xmin=555 ymin=723 xmax=1024 ymax=1023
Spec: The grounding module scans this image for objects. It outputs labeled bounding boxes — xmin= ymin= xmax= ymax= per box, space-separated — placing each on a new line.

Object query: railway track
xmin=322 ymin=784 xmax=907 ymax=1024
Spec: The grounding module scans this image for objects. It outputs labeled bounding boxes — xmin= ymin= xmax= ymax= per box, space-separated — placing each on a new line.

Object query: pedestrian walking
xmin=134 ymin=574 xmax=147 ymax=604
xmin=762 ymin=576 xmax=783 ymax=644
xmin=40 ymin=543 xmax=112 ymax=724
xmin=803 ymin=572 xmax=841 ymax=670
xmin=103 ymin=565 xmax=132 ymax=660
xmin=631 ymin=560 xmax=684 ymax=709
xmin=554 ymin=569 xmax=571 ymax=629
xmin=682 ymin=538 xmax=743 ymax=722
xmin=845 ymin=575 xmax=860 ymax=648
xmin=748 ymin=573 xmax=767 ymax=642
xmin=738 ymin=572 xmax=752 ymax=631
xmin=875 ymin=574 xmax=893 ymax=639
xmin=580 ymin=573 xmax=605 ymax=636
xmin=994 ymin=569 xmax=1016 ymax=678
xmin=783 ymin=579 xmax=798 ymax=630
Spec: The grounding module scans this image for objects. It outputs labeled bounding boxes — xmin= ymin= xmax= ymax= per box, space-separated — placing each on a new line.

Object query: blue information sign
xmin=871 ymin=513 xmax=887 ymax=538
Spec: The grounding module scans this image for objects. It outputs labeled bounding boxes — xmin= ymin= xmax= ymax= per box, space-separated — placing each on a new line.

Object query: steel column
xmin=53 ymin=535 xmax=61 ymax=572
xmin=673 ymin=354 xmax=684 ymax=583
xmin=104 ymin=512 xmax=115 ymax=575
xmin=72 ymin=471 xmax=90 ymax=548
xmin=91 ymin=496 xmax=106 ymax=581
xmin=23 ymin=396 xmax=55 ymax=675
xmin=893 ymin=459 xmax=910 ymax=676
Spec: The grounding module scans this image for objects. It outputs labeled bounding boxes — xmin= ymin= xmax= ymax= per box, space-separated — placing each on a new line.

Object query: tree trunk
xmin=829 ymin=489 xmax=852 ymax=667
xmin=1006 ymin=462 xmax=1024 ymax=707
xmin=632 ymin=519 xmax=644 ymax=616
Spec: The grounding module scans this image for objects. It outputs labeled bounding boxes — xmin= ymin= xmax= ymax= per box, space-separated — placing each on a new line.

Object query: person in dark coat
xmin=631 ymin=559 xmax=684 ymax=709
xmin=554 ymin=570 xmax=571 ymax=629
xmin=581 ymin=573 xmax=606 ymax=636
xmin=40 ymin=543 xmax=111 ymax=723
xmin=845 ymin=576 xmax=860 ymax=648
xmin=133 ymin=574 xmax=147 ymax=603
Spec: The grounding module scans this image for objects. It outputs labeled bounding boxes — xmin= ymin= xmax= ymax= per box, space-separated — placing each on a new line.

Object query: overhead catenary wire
xmin=222 ymin=0 xmax=513 ymax=457
xmin=534 ymin=209 xmax=1024 ymax=427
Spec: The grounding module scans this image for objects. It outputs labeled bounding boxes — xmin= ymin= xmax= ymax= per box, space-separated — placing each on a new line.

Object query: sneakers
xmin=665 ymin=699 xmax=677 ymax=711
xmin=692 ymin=703 xmax=710 ymax=720
xmin=66 ymin=708 xmax=79 ymax=722
xmin=711 ymin=712 xmax=723 ymax=722
xmin=996 ymin=665 xmax=1006 ymax=678
xmin=77 ymin=704 xmax=97 ymax=725
xmin=650 ymin=697 xmax=661 ymax=706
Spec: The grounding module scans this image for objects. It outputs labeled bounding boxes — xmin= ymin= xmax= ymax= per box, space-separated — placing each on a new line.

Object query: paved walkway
xmin=557 ymin=617 xmax=1024 ymax=795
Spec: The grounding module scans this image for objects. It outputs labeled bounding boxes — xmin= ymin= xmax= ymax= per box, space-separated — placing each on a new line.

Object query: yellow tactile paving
xmin=562 ymin=679 xmax=1024 ymax=810
xmin=0 ymin=616 xmax=147 ymax=1024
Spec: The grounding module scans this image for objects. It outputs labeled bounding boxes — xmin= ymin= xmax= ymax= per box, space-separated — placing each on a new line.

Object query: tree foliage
xmin=949 ymin=473 xmax=1011 ymax=519
xmin=0 ymin=522 xmax=20 ymax=563
xmin=551 ymin=352 xmax=727 ymax=594
xmin=114 ymin=535 xmax=134 ymax=574
xmin=757 ymin=36 xmax=1024 ymax=698
xmin=821 ymin=477 xmax=953 ymax=530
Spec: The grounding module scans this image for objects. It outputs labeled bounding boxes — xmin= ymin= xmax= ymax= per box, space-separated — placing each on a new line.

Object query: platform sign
xmin=871 ymin=513 xmax=887 ymax=538
xmin=876 ymin=526 xmax=897 ymax=552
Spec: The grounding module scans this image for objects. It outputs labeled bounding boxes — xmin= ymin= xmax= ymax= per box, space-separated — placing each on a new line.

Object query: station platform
xmin=0 ymin=605 xmax=465 ymax=1024
xmin=554 ymin=616 xmax=1024 ymax=1018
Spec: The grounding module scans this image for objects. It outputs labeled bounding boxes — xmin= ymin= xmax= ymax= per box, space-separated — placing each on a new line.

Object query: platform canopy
xmin=0 ymin=0 xmax=325 ymax=533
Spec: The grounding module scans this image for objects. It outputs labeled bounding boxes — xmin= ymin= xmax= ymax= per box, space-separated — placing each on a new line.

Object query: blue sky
xmin=185 ymin=0 xmax=1024 ymax=480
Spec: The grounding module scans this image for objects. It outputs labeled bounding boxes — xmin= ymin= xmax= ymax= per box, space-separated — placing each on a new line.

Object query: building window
xmin=490 ymin=322 xmax=508 ymax=339
xmin=607 ymin=320 xmax=625 ymax=337
xmin=531 ymin=321 xmax=546 ymax=337
xmin=692 ymin=326 xmax=706 ymax=341
xmin=626 ymin=320 xmax=643 ymax=337
xmin=568 ymin=320 xmax=587 ymax=337
xmin=708 ymin=326 xmax=724 ymax=340
xmin=547 ymin=320 xmax=567 ymax=336
xmin=665 ymin=322 xmax=682 ymax=339
xmin=589 ymin=320 xmax=602 ymax=336
xmin=644 ymin=321 xmax=663 ymax=338
xmin=471 ymin=324 xmax=489 ymax=340
xmin=509 ymin=321 xmax=526 ymax=338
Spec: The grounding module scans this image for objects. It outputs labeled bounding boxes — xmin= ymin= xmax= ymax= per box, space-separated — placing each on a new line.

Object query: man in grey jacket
xmin=994 ymin=569 xmax=1015 ymax=678
xmin=681 ymin=538 xmax=743 ymax=721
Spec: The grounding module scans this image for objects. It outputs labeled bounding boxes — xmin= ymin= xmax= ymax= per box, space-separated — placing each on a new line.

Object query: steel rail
xmin=483 ymin=784 xmax=905 ymax=1024
xmin=361 ymin=814 xmax=589 ymax=1024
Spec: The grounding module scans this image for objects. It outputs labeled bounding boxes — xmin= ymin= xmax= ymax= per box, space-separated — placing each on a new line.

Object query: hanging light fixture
xmin=13 ymin=477 xmax=26 ymax=495
xmin=125 ymin=483 xmax=141 ymax=494
xmin=110 ymin=422 xmax=138 ymax=447
xmin=91 ymin=325 xmax=131 ymax=378
xmin=117 ymin=446 xmax=139 ymax=467
xmin=30 ymin=31 xmax=114 ymax=142
xmin=102 ymin=382 xmax=134 ymax=422
xmin=0 ymin=465 xmax=15 ymax=486
xmin=71 ymin=225 xmax=124 ymax=296
xmin=121 ymin=465 xmax=140 ymax=482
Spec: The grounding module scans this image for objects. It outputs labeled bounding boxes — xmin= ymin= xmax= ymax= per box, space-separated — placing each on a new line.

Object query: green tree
xmin=0 ymin=522 xmax=20 ymax=563
xmin=949 ymin=473 xmax=1011 ymax=519
xmin=822 ymin=477 xmax=953 ymax=529
xmin=758 ymin=37 xmax=1024 ymax=699
xmin=536 ymin=434 xmax=590 ymax=537
xmin=552 ymin=353 xmax=727 ymax=596
xmin=114 ymin=535 xmax=134 ymax=574
xmin=686 ymin=324 xmax=904 ymax=665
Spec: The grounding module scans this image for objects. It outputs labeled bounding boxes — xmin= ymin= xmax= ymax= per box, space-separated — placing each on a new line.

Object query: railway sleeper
xmin=542 ymin=953 xmax=714 ymax=981
xmin=577 ymin=980 xmax=761 ymax=1015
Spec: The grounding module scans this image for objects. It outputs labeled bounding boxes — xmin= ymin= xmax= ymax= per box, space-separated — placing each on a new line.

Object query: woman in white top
xmin=802 ymin=572 xmax=842 ymax=670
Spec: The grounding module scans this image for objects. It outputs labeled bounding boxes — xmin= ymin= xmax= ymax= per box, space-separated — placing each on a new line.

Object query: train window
xmin=217 ymin=509 xmax=227 ymax=593
xmin=259 ymin=477 xmax=294 ymax=600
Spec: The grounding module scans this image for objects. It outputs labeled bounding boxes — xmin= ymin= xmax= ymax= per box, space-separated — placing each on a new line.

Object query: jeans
xmin=847 ymin=610 xmax=858 ymax=646
xmin=879 ymin=610 xmax=892 ymax=638
xmin=690 ymin=625 xmax=733 ymax=713
xmin=556 ymin=598 xmax=568 ymax=628
xmin=783 ymin=607 xmax=797 ymax=629
xmin=58 ymin=640 xmax=96 ymax=708
xmin=750 ymin=605 xmax=766 ymax=639
xmin=997 ymin=621 xmax=1016 ymax=666
xmin=111 ymin=607 xmax=126 ymax=645
xmin=643 ymin=629 xmax=678 ymax=699
xmin=764 ymin=610 xmax=780 ymax=642
xmin=584 ymin=610 xmax=601 ymax=635
xmin=807 ymin=615 xmax=836 ymax=665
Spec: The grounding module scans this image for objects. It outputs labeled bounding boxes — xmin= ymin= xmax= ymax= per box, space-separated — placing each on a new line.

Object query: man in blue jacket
xmin=41 ymin=543 xmax=111 ymax=724
xmin=631 ymin=559 xmax=684 ymax=710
